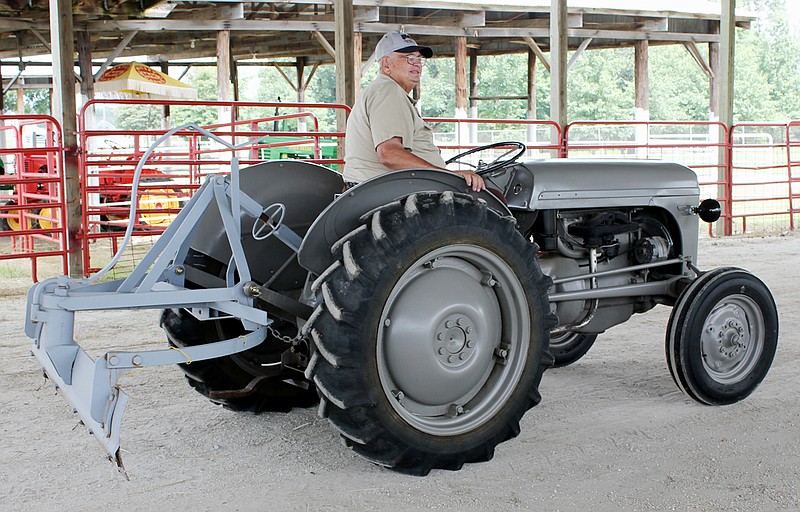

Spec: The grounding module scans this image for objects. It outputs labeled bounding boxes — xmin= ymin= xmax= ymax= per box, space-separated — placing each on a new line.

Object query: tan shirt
xmin=343 ymin=74 xmax=446 ymax=183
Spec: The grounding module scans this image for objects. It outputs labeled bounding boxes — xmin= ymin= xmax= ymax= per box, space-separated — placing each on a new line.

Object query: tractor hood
xmin=500 ymin=159 xmax=701 ymax=211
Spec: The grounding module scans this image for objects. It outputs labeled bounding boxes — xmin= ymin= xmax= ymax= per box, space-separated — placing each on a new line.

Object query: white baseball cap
xmin=363 ymin=32 xmax=433 ymax=71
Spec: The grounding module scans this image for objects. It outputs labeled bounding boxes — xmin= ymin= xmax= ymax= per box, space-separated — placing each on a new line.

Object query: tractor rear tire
xmin=161 ymin=308 xmax=318 ymax=412
xmin=306 ymin=191 xmax=554 ymax=475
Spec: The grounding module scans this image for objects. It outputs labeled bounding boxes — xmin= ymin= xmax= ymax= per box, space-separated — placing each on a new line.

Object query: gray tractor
xmin=25 ymin=134 xmax=779 ymax=477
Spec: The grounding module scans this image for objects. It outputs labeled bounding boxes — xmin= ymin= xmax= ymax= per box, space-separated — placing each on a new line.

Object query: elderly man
xmin=343 ymin=32 xmax=485 ymax=192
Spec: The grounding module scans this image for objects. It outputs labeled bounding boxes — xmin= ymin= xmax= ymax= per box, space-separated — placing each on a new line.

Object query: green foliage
xmin=114 ymin=103 xmax=162 ymax=130
xmin=733 ymin=29 xmax=785 ymax=121
xmin=649 ymin=45 xmax=709 ymax=121
xmin=420 ymin=58 xmax=455 ymax=118
xmin=171 ymin=67 xmax=220 ymax=127
xmin=2 ymin=92 xmax=12 ymax=114
xmin=235 ymin=62 xmax=339 ymax=131
xmin=3 ymin=89 xmax=51 ymax=115
xmin=568 ymin=48 xmax=635 ymax=120
xmin=472 ymin=54 xmax=529 ymax=120
xmin=737 ymin=0 xmax=800 ymax=120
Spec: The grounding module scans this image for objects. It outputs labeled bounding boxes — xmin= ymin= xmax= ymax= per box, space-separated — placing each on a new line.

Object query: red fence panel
xmin=5 ymin=105 xmax=800 ymax=283
xmin=0 ymin=115 xmax=69 ymax=281
xmin=787 ymin=121 xmax=800 ymax=231
xmin=424 ymin=117 xmax=562 ymax=160
xmin=78 ymin=99 xmax=349 ymax=276
xmin=729 ymin=122 xmax=796 ymax=234
xmin=563 ymin=120 xmax=732 ymax=234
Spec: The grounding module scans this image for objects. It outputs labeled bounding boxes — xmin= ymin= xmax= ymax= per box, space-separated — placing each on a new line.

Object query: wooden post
xmin=49 ymin=0 xmax=83 ymax=276
xmin=76 ymin=31 xmax=94 ymax=105
xmin=709 ymin=42 xmax=720 ymax=122
xmin=232 ymin=57 xmax=240 ymax=103
xmin=550 ymin=0 xmax=568 ymax=153
xmin=719 ymin=2 xmax=735 ymax=129
xmin=333 ymin=0 xmax=355 ymax=171
xmin=160 ymin=60 xmax=171 ymax=129
xmin=719 ymin=0 xmax=735 ymax=236
xmin=333 ymin=0 xmax=355 ymax=107
xmin=296 ymin=57 xmax=306 ymax=132
xmin=16 ymin=79 xmax=24 ymax=113
xmin=216 ymin=28 xmax=232 ymax=124
xmin=76 ymin=30 xmax=95 ymax=157
xmin=455 ymin=36 xmax=468 ymax=118
xmin=634 ymin=40 xmax=649 ymax=157
xmin=469 ymin=49 xmax=479 ymax=143
xmin=454 ymin=36 xmax=468 ymax=145
xmin=634 ymin=40 xmax=649 ymax=121
xmin=527 ymin=49 xmax=537 ymax=143
xmin=354 ymin=32 xmax=363 ymax=98
xmin=296 ymin=58 xmax=305 ymax=104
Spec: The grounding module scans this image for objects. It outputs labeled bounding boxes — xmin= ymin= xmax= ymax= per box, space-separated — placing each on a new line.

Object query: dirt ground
xmin=1 ymin=233 xmax=798 ymax=512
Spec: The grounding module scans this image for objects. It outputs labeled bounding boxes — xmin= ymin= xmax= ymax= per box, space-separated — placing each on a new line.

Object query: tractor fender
xmin=297 ymin=168 xmax=512 ymax=276
xmin=188 ymin=160 xmax=343 ymax=288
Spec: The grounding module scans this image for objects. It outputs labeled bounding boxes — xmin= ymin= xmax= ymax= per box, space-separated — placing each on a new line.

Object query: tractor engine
xmin=533 ymin=209 xmax=675 ymax=334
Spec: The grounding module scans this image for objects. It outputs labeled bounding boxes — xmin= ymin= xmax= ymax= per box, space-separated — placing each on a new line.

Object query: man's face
xmin=382 ymin=51 xmax=425 ymax=93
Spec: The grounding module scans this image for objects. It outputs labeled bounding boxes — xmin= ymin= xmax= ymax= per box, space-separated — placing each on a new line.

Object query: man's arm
xmin=376 ymin=137 xmax=485 ymax=191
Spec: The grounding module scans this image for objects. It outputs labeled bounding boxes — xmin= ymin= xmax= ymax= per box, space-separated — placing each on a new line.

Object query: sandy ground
xmin=1 ymin=233 xmax=798 ymax=512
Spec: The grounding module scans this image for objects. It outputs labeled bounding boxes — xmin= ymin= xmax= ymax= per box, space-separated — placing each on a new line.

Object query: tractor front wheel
xmin=549 ymin=332 xmax=598 ymax=368
xmin=665 ymin=267 xmax=778 ymax=405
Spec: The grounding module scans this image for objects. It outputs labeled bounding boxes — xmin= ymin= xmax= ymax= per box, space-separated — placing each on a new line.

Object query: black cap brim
xmin=395 ymin=45 xmax=434 ymax=58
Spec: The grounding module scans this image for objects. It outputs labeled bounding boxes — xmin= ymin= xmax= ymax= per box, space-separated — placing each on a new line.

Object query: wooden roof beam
xmin=567 ymin=37 xmax=592 ymax=70
xmin=312 ymin=30 xmax=336 ymax=58
xmin=682 ymin=41 xmax=714 ymax=78
xmin=92 ymin=31 xmax=138 ymax=81
xmin=522 ymin=36 xmax=549 ymax=72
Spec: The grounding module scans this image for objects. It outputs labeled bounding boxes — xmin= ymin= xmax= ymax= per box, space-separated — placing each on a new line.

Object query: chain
xmin=267 ymin=324 xmax=304 ymax=345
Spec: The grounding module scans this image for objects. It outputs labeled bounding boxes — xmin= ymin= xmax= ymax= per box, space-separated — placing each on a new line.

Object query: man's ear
xmin=379 ymin=56 xmax=391 ymax=75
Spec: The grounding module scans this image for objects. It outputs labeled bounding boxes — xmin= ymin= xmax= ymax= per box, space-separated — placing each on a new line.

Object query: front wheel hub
xmin=700 ymin=297 xmax=764 ymax=383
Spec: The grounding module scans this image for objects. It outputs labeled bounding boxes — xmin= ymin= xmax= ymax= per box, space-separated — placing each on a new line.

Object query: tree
xmin=733 ymin=29 xmax=784 ymax=121
xmin=649 ymin=45 xmax=709 ymax=121
xmin=568 ymin=48 xmax=635 ymax=120
xmin=737 ymin=0 xmax=800 ymax=120
xmin=3 ymin=89 xmax=51 ymax=115
xmin=114 ymin=103 xmax=162 ymax=130
xmin=171 ymin=67 xmax=220 ymax=128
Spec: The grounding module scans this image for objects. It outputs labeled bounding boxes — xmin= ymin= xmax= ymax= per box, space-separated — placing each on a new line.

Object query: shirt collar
xmin=376 ymin=73 xmax=418 ymax=105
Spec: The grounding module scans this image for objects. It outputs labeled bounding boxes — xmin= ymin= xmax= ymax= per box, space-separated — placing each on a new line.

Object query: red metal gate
xmin=729 ymin=122 xmax=797 ymax=234
xmin=787 ymin=120 xmax=800 ymax=231
xmin=0 ymin=115 xmax=68 ymax=281
xmin=78 ymin=99 xmax=349 ymax=275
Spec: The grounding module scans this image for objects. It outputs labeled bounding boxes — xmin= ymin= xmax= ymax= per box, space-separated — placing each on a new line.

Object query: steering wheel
xmin=445 ymin=141 xmax=526 ymax=176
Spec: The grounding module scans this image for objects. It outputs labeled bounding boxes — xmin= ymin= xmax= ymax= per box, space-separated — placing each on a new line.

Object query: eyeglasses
xmin=398 ymin=54 xmax=427 ymax=66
